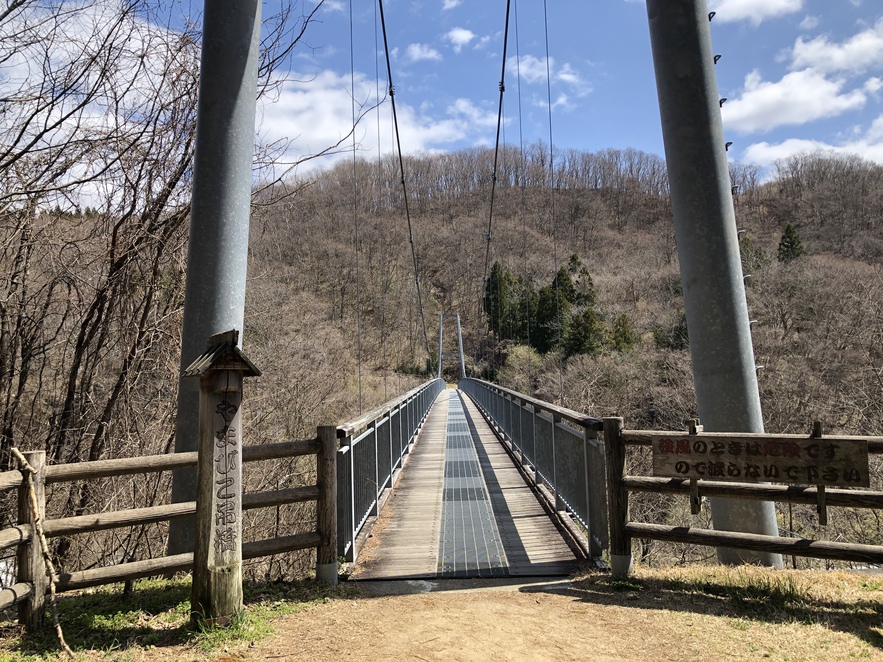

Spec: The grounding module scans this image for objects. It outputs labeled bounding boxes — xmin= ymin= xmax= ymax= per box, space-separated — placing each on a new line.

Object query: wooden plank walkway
xmin=351 ymin=389 xmax=580 ymax=580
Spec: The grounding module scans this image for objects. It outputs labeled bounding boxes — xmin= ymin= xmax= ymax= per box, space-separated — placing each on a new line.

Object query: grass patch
xmin=0 ymin=575 xmax=353 ymax=660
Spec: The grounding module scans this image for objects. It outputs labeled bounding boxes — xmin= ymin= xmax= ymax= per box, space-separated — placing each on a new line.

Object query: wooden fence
xmin=603 ymin=417 xmax=883 ymax=576
xmin=0 ymin=435 xmax=336 ymax=631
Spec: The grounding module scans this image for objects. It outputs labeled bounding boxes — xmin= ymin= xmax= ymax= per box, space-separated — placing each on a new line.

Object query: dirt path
xmin=244 ymin=577 xmax=691 ymax=662
xmin=220 ymin=572 xmax=882 ymax=662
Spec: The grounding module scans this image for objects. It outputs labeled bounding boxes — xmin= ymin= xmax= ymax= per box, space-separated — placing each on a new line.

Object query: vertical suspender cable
xmin=377 ymin=0 xmax=434 ymax=376
xmin=542 ymin=0 xmax=564 ymax=403
xmin=349 ymin=0 xmax=363 ymax=413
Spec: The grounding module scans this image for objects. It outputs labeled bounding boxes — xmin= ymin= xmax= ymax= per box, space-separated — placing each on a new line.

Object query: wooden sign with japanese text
xmin=652 ymin=433 xmax=870 ymax=487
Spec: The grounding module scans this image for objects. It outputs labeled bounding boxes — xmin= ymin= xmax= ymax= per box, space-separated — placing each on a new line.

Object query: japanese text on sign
xmin=651 ymin=435 xmax=869 ymax=487
xmin=213 ymin=398 xmax=240 ymax=555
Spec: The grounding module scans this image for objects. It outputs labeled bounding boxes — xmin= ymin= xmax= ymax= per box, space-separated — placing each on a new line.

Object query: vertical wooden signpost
xmin=185 ymin=330 xmax=260 ymax=626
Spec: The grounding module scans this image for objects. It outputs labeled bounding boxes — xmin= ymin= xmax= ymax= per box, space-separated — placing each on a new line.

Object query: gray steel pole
xmin=456 ymin=314 xmax=466 ymax=379
xmin=646 ymin=0 xmax=782 ymax=566
xmin=168 ymin=0 xmax=262 ymax=556
xmin=437 ymin=314 xmax=444 ymax=380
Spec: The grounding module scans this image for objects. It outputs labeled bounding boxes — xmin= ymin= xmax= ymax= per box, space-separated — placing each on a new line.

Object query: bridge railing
xmin=458 ymin=378 xmax=608 ymax=557
xmin=335 ymin=378 xmax=445 ymax=561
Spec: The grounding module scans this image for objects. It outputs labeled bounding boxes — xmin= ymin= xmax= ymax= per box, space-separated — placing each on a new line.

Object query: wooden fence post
xmin=603 ymin=417 xmax=632 ymax=577
xmin=316 ymin=426 xmax=339 ymax=586
xmin=17 ymin=450 xmax=47 ymax=632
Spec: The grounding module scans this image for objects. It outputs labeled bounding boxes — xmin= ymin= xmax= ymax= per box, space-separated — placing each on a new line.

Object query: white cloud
xmin=556 ymin=63 xmax=590 ymax=94
xmin=798 ymin=15 xmax=819 ymax=31
xmin=743 ymin=138 xmax=832 ymax=165
xmin=447 ymin=98 xmax=498 ymax=128
xmin=443 ymin=0 xmax=462 ymax=9
xmin=511 ymin=55 xmax=550 ymax=84
xmin=257 ymin=70 xmax=499 ymax=173
xmin=708 ymin=0 xmax=802 ymax=25
xmin=722 ymin=69 xmax=866 ymax=133
xmin=406 ymin=43 xmax=442 ymax=62
xmin=790 ymin=18 xmax=883 ymax=75
xmin=508 ymin=55 xmax=588 ymax=94
xmin=865 ymin=77 xmax=883 ymax=96
xmin=322 ymin=1 xmax=345 ymax=12
xmin=445 ymin=28 xmax=475 ymax=54
xmin=742 ymin=114 xmax=883 ymax=167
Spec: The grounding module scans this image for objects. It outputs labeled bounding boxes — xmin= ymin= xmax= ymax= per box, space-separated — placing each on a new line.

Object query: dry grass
xmin=570 ymin=564 xmax=883 ymax=661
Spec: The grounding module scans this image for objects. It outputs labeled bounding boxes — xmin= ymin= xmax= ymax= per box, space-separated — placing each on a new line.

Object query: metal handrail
xmin=458 ymin=378 xmax=602 ymax=432
xmin=336 ymin=378 xmax=445 ymax=561
xmin=458 ymin=378 xmax=608 ymax=558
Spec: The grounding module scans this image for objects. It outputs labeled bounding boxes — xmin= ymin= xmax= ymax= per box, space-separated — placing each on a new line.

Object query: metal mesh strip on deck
xmin=438 ymin=391 xmax=508 ymax=578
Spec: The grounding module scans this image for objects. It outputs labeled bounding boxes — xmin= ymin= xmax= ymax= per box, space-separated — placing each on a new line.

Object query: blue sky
xmin=257 ymin=0 xmax=883 ymax=175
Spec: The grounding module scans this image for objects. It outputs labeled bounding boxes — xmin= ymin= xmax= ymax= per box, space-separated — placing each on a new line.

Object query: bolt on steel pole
xmin=646 ymin=0 xmax=782 ymax=566
xmin=168 ymin=0 xmax=262 ymax=556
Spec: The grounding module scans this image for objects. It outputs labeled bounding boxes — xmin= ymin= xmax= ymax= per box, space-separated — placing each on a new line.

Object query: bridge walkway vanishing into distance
xmin=351 ymin=388 xmax=582 ymax=580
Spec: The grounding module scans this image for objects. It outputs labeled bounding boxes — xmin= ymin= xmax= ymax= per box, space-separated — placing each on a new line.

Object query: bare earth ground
xmin=2 ymin=566 xmax=882 ymax=661
xmin=240 ymin=575 xmax=881 ymax=662
xmin=111 ymin=566 xmax=881 ymax=662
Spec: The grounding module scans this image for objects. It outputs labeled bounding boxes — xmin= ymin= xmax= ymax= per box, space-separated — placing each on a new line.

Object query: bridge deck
xmin=351 ymin=389 xmax=580 ymax=580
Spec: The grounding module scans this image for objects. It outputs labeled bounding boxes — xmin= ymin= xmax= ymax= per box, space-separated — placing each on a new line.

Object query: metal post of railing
xmin=346 ymin=433 xmax=356 ymax=562
xmin=552 ymin=415 xmax=565 ymax=512
xmin=582 ymin=427 xmax=593 ymax=553
xmin=522 ymin=405 xmax=533 ymax=469
xmin=388 ymin=412 xmax=394 ymax=481
xmin=534 ymin=411 xmax=545 ymax=490
xmin=583 ymin=422 xmax=606 ymax=558
xmin=371 ymin=424 xmax=380 ymax=516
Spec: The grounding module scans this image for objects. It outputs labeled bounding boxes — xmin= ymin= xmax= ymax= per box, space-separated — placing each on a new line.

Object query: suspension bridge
xmin=348 ymin=386 xmax=586 ymax=580
xmin=5 ymin=0 xmax=883 ymax=643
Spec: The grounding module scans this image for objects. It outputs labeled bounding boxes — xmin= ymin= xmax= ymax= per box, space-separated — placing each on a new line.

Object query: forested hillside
xmin=3 ymin=120 xmax=882 ymax=574
xmin=254 ymin=146 xmax=883 ymax=438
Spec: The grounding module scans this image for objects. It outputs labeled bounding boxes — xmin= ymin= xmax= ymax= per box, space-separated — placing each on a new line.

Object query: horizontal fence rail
xmin=0 ymin=437 xmax=331 ymax=629
xmin=603 ymin=417 xmax=883 ymax=576
xmin=336 ymin=378 xmax=445 ymax=561
xmin=458 ymin=378 xmax=608 ymax=558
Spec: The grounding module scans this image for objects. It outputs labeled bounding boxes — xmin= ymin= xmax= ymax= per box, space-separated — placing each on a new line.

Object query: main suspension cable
xmin=377 ymin=0 xmax=434 ymax=375
xmin=481 ymin=0 xmax=513 ymax=301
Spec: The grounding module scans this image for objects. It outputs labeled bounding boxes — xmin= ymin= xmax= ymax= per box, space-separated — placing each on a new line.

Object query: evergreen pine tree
xmin=484 ymin=261 xmax=515 ymax=341
xmin=777 ymin=223 xmax=805 ymax=263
